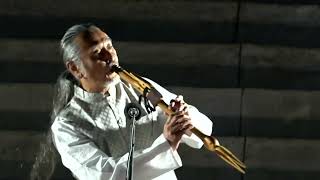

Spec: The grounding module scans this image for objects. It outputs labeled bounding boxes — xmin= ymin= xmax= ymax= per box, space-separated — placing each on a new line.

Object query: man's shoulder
xmin=55 ymin=103 xmax=77 ymax=122
xmin=55 ymin=97 xmax=89 ymax=121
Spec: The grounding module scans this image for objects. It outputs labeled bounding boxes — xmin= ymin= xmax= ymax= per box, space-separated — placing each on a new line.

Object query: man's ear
xmin=66 ymin=61 xmax=84 ymax=80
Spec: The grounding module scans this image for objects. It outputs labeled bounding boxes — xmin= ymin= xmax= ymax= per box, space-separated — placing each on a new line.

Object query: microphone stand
xmin=125 ymin=103 xmax=141 ymax=180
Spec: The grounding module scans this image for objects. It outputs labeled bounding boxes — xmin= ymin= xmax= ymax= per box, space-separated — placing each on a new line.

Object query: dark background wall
xmin=0 ymin=0 xmax=320 ymax=179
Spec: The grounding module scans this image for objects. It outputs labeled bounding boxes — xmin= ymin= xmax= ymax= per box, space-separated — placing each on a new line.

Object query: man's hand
xmin=163 ymin=96 xmax=194 ymax=151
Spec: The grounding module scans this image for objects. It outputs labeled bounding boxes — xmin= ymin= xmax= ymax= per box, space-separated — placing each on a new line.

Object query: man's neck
xmin=80 ymin=80 xmax=110 ymax=95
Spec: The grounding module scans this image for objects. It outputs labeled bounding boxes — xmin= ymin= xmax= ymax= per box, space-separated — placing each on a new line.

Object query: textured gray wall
xmin=0 ymin=0 xmax=320 ymax=179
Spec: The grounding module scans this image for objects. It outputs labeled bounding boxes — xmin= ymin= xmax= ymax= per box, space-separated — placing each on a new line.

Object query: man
xmin=50 ymin=23 xmax=213 ymax=180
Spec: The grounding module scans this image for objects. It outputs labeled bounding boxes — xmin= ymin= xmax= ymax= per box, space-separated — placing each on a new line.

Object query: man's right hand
xmin=163 ymin=96 xmax=194 ymax=151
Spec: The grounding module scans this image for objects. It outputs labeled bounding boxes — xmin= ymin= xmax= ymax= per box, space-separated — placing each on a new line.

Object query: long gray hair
xmin=30 ymin=23 xmax=95 ymax=180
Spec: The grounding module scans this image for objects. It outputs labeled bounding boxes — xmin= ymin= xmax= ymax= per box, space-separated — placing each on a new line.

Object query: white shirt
xmin=51 ymin=78 xmax=213 ymax=180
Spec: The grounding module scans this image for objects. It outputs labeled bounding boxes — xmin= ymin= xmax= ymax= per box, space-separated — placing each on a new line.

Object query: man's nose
xmin=100 ymin=48 xmax=113 ymax=59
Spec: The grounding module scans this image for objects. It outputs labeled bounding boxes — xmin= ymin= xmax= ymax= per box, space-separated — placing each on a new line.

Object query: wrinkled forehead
xmin=75 ymin=26 xmax=111 ymax=50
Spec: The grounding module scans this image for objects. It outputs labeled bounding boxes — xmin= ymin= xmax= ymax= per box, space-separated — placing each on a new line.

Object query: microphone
xmin=124 ymin=103 xmax=142 ymax=120
xmin=125 ymin=102 xmax=142 ymax=180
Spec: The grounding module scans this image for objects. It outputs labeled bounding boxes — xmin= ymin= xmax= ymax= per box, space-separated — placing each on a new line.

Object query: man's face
xmin=75 ymin=26 xmax=119 ymax=86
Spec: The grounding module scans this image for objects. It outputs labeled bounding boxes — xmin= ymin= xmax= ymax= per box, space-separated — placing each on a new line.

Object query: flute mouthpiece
xmin=111 ymin=64 xmax=122 ymax=73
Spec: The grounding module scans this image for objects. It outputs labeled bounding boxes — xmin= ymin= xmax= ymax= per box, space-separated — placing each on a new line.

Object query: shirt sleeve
xmin=181 ymin=105 xmax=213 ymax=149
xmin=51 ymin=117 xmax=182 ymax=180
xmin=143 ymin=77 xmax=213 ymax=149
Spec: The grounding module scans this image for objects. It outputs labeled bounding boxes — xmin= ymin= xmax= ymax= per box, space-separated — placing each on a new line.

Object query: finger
xmin=176 ymin=95 xmax=184 ymax=102
xmin=180 ymin=123 xmax=194 ymax=133
xmin=165 ymin=115 xmax=171 ymax=124
xmin=171 ymin=118 xmax=192 ymax=133
xmin=172 ymin=123 xmax=191 ymax=134
xmin=180 ymin=119 xmax=193 ymax=128
xmin=171 ymin=111 xmax=187 ymax=119
xmin=172 ymin=121 xmax=189 ymax=133
xmin=168 ymin=109 xmax=190 ymax=127
xmin=166 ymin=111 xmax=184 ymax=121
xmin=170 ymin=95 xmax=184 ymax=112
xmin=175 ymin=115 xmax=191 ymax=124
xmin=173 ymin=124 xmax=193 ymax=138
xmin=171 ymin=123 xmax=183 ymax=133
xmin=168 ymin=115 xmax=189 ymax=127
xmin=166 ymin=114 xmax=181 ymax=126
xmin=175 ymin=118 xmax=192 ymax=130
xmin=170 ymin=99 xmax=178 ymax=108
xmin=170 ymin=117 xmax=189 ymax=130
xmin=179 ymin=103 xmax=188 ymax=112
xmin=175 ymin=95 xmax=184 ymax=111
xmin=169 ymin=99 xmax=176 ymax=109
xmin=182 ymin=105 xmax=188 ymax=112
xmin=177 ymin=101 xmax=188 ymax=113
xmin=170 ymin=99 xmax=175 ymax=105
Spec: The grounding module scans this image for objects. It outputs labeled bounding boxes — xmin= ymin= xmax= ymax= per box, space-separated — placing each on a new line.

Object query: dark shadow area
xmin=243 ymin=117 xmax=320 ymax=139
xmin=176 ymin=166 xmax=242 ymax=180
xmin=0 ymin=161 xmax=74 ymax=180
xmin=239 ymin=23 xmax=320 ymax=48
xmin=240 ymin=66 xmax=320 ymax=90
xmin=0 ymin=15 xmax=236 ymax=44
xmin=242 ymin=0 xmax=320 ymax=4
xmin=244 ymin=168 xmax=320 ymax=180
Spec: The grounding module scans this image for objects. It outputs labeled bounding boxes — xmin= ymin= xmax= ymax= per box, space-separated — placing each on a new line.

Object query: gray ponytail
xmin=51 ymin=70 xmax=77 ymax=121
xmin=30 ymin=23 xmax=95 ymax=180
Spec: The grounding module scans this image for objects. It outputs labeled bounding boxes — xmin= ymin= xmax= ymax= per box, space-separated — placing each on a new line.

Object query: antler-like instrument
xmin=111 ymin=65 xmax=246 ymax=173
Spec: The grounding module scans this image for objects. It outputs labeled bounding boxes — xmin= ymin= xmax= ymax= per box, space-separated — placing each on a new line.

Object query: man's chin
xmin=103 ymin=74 xmax=120 ymax=86
xmin=106 ymin=72 xmax=119 ymax=81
